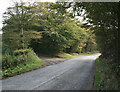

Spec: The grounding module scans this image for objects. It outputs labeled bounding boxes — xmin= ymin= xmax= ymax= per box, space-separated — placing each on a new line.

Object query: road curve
xmin=2 ymin=53 xmax=101 ymax=90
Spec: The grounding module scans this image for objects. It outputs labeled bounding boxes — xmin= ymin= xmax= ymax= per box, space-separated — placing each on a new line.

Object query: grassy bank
xmin=95 ymin=58 xmax=104 ymax=90
xmin=2 ymin=49 xmax=44 ymax=79
xmin=2 ymin=59 xmax=44 ymax=79
xmin=95 ymin=58 xmax=119 ymax=90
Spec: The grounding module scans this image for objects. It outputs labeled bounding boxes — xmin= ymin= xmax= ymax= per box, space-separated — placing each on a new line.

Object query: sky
xmin=0 ymin=0 xmax=13 ymax=32
xmin=0 ymin=0 xmax=56 ymax=34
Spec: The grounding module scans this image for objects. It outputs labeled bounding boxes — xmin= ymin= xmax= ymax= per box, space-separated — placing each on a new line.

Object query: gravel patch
xmin=39 ymin=56 xmax=67 ymax=66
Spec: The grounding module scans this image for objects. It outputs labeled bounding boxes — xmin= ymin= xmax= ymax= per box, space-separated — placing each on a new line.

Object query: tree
xmin=2 ymin=1 xmax=35 ymax=51
xmin=29 ymin=2 xmax=89 ymax=54
xmin=2 ymin=2 xmax=92 ymax=55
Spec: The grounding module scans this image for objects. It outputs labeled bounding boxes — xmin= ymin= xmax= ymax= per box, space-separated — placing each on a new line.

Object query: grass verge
xmin=56 ymin=52 xmax=98 ymax=59
xmin=95 ymin=57 xmax=104 ymax=90
xmin=95 ymin=57 xmax=119 ymax=90
xmin=2 ymin=49 xmax=44 ymax=79
xmin=2 ymin=59 xmax=44 ymax=79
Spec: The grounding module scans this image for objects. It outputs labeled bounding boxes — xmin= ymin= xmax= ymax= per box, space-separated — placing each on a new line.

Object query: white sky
xmin=0 ymin=0 xmax=12 ymax=30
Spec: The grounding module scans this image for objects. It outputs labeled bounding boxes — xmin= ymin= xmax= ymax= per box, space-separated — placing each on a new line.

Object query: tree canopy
xmin=2 ymin=2 xmax=96 ymax=55
xmin=54 ymin=2 xmax=119 ymax=89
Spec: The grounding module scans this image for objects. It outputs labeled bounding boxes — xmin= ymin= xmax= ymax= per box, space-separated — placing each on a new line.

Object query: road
xmin=2 ymin=53 xmax=101 ymax=90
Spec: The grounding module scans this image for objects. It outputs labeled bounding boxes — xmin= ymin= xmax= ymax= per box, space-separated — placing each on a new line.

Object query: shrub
xmin=2 ymin=49 xmax=44 ymax=78
xmin=2 ymin=54 xmax=22 ymax=70
xmin=38 ymin=31 xmax=67 ymax=54
xmin=14 ymin=49 xmax=31 ymax=56
xmin=2 ymin=49 xmax=42 ymax=70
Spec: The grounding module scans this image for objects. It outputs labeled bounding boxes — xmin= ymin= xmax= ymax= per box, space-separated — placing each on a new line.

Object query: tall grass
xmin=2 ymin=49 xmax=44 ymax=79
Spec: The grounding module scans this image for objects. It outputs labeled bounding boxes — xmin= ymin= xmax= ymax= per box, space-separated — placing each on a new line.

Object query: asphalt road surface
xmin=2 ymin=53 xmax=101 ymax=90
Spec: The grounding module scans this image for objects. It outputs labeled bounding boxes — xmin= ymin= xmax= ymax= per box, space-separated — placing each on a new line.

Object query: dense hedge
xmin=96 ymin=58 xmax=119 ymax=90
xmin=59 ymin=2 xmax=120 ymax=89
xmin=82 ymin=3 xmax=120 ymax=89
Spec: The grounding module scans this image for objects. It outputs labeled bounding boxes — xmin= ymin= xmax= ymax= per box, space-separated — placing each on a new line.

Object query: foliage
xmin=2 ymin=49 xmax=44 ymax=78
xmin=82 ymin=29 xmax=97 ymax=52
xmin=28 ymin=2 xmax=90 ymax=54
xmin=2 ymin=49 xmax=43 ymax=70
xmin=96 ymin=58 xmax=119 ymax=90
xmin=56 ymin=2 xmax=119 ymax=89
xmin=2 ymin=1 xmax=35 ymax=50
xmin=1 ymin=1 xmax=99 ymax=79
xmin=79 ymin=3 xmax=119 ymax=89
xmin=40 ymin=31 xmax=67 ymax=54
xmin=14 ymin=49 xmax=30 ymax=55
xmin=2 ymin=2 xmax=96 ymax=55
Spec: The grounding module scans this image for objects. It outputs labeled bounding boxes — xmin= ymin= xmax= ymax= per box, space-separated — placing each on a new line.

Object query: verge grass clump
xmin=2 ymin=49 xmax=44 ymax=79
